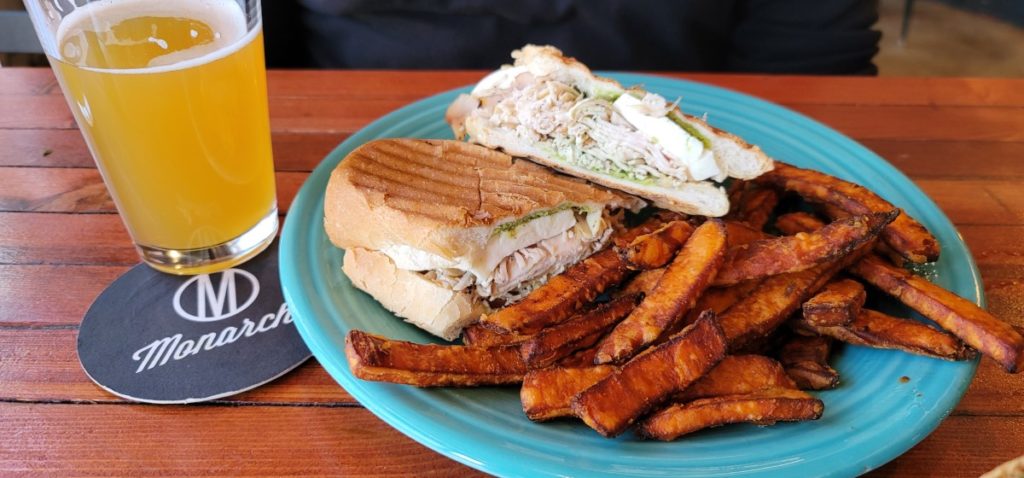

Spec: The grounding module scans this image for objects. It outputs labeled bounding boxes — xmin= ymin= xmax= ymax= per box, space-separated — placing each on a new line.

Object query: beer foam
xmin=56 ymin=0 xmax=253 ymax=73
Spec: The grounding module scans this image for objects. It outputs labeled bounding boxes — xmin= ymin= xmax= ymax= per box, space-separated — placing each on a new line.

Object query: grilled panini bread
xmin=446 ymin=45 xmax=774 ymax=217
xmin=325 ymin=139 xmax=644 ymax=340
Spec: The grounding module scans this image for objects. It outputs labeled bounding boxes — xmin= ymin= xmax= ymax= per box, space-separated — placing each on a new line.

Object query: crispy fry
xmin=594 ymin=220 xmax=728 ymax=364
xmin=677 ymin=355 xmax=797 ymax=401
xmin=572 ymin=314 xmax=727 ymax=437
xmin=714 ymin=211 xmax=897 ymax=286
xmin=724 ymin=219 xmax=768 ymax=249
xmin=557 ymin=346 xmax=601 ymax=368
xmin=520 ymin=294 xmax=642 ymax=369
xmin=802 ymin=308 xmax=974 ymax=361
xmin=850 ymin=255 xmax=1024 ymax=371
xmin=620 ymin=220 xmax=695 ymax=270
xmin=774 ymin=211 xmax=828 ymax=236
xmin=816 ymin=206 xmax=909 ymax=264
xmin=520 ymin=365 xmax=616 ymax=421
xmin=462 ymin=323 xmax=529 ymax=347
xmin=616 ymin=267 xmax=666 ymax=298
xmin=658 ymin=281 xmax=765 ymax=345
xmin=727 ymin=186 xmax=780 ymax=230
xmin=757 ymin=161 xmax=939 ymax=263
xmin=803 ymin=279 xmax=867 ymax=327
xmin=481 ymin=219 xmax=666 ymax=335
xmin=479 ymin=248 xmax=628 ymax=334
xmin=778 ymin=335 xmax=840 ymax=390
xmin=612 ymin=213 xmax=684 ymax=248
xmin=638 ymin=388 xmax=824 ymax=441
xmin=345 ymin=330 xmax=526 ymax=387
xmin=718 ymin=261 xmax=845 ymax=352
xmin=520 ymin=353 xmax=778 ymax=422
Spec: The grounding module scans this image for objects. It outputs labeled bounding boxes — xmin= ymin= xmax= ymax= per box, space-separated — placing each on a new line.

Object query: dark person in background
xmin=263 ymin=0 xmax=880 ymax=75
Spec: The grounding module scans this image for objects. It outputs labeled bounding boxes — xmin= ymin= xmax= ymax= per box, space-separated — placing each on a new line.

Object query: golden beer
xmin=46 ymin=0 xmax=276 ymax=274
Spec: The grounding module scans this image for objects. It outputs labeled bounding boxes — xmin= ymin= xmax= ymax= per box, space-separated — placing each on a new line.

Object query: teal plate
xmin=280 ymin=73 xmax=981 ymax=477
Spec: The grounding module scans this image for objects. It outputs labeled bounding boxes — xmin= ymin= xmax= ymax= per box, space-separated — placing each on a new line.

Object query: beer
xmin=46 ymin=0 xmax=276 ymax=274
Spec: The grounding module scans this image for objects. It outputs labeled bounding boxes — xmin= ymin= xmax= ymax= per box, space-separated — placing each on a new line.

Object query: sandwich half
xmin=325 ymin=139 xmax=645 ymax=340
xmin=446 ymin=44 xmax=774 ymax=217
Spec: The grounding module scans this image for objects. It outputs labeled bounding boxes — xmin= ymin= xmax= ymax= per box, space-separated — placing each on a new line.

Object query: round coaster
xmin=77 ymin=241 xmax=311 ymax=404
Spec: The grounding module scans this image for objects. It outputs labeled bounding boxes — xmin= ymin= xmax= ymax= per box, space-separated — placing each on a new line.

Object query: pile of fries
xmin=344 ymin=161 xmax=1024 ymax=440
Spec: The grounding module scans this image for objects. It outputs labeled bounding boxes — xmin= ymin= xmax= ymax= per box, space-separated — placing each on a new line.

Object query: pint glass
xmin=24 ymin=0 xmax=278 ymax=274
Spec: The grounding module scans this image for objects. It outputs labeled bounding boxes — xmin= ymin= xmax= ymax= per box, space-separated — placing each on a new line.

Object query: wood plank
xmin=863 ymin=139 xmax=1024 ymax=180
xmin=7 ymin=91 xmax=1024 ymax=141
xmin=0 ymin=265 xmax=126 ymax=326
xmin=4 ymin=167 xmax=1022 ymax=228
xmin=0 ymin=328 xmax=355 ymax=404
xmin=781 ymin=104 xmax=1024 ymax=142
xmin=0 ymin=400 xmax=1014 ymax=477
xmin=0 ymin=129 xmax=346 ymax=171
xmin=8 ymin=68 xmax=1024 ymax=107
xmin=669 ymin=73 xmax=1024 ymax=108
xmin=1 ymin=325 xmax=1020 ymax=414
xmin=868 ymin=416 xmax=1023 ymax=477
xmin=0 ymin=68 xmax=61 ymax=96
xmin=915 ymin=179 xmax=1024 ymax=226
xmin=0 ymin=212 xmax=136 ymax=265
xmin=0 ymin=402 xmax=483 ymax=477
xmin=0 ymin=168 xmax=307 ymax=214
xmin=5 ymin=128 xmax=1024 ymax=182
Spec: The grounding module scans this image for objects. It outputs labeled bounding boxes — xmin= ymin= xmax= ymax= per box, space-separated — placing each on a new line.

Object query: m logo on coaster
xmin=173 ymin=268 xmax=260 ymax=322
xmin=77 ymin=242 xmax=311 ymax=404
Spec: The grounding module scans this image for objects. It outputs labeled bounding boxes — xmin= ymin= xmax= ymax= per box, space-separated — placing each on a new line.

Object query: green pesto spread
xmin=492 ymin=203 xmax=588 ymax=238
xmin=668 ymin=111 xmax=713 ymax=150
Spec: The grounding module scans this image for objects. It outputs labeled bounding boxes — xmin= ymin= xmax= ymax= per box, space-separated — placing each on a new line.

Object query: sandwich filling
xmin=379 ymin=204 xmax=611 ymax=305
xmin=453 ymin=64 xmax=725 ymax=188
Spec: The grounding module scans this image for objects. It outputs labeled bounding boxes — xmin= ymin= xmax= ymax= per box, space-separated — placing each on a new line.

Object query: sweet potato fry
xmin=713 ymin=211 xmax=897 ymax=286
xmin=557 ymin=346 xmax=600 ymax=368
xmin=727 ymin=185 xmax=780 ymax=230
xmin=615 ymin=267 xmax=666 ymax=298
xmin=778 ymin=335 xmax=840 ymax=390
xmin=774 ymin=211 xmax=828 ymax=237
xmin=798 ymin=308 xmax=974 ymax=361
xmin=718 ymin=261 xmax=845 ymax=352
xmin=573 ymin=314 xmax=727 ymax=437
xmin=481 ymin=219 xmax=667 ymax=335
xmin=638 ymin=388 xmax=824 ymax=441
xmin=850 ymin=255 xmax=1024 ymax=371
xmin=461 ymin=323 xmax=529 ymax=347
xmin=520 ymin=365 xmax=616 ymax=421
xmin=756 ymin=161 xmax=939 ymax=263
xmin=676 ymin=355 xmax=797 ymax=402
xmin=803 ymin=279 xmax=867 ymax=327
xmin=520 ymin=294 xmax=642 ymax=369
xmin=479 ymin=248 xmax=628 ymax=334
xmin=620 ymin=220 xmax=695 ymax=270
xmin=816 ymin=206 xmax=909 ymax=264
xmin=594 ymin=220 xmax=728 ymax=364
xmin=724 ymin=219 xmax=768 ymax=249
xmin=660 ymin=281 xmax=765 ymax=345
xmin=345 ymin=330 xmax=526 ymax=386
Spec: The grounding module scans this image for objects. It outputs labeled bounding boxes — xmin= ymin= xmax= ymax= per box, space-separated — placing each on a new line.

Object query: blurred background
xmin=2 ymin=0 xmax=1022 ymax=76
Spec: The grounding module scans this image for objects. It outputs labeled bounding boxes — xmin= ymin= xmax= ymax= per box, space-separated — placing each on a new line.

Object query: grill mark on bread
xmin=347 ymin=160 xmax=475 ymax=204
xmin=333 ymin=139 xmax=643 ymax=231
xmin=350 ymin=149 xmax=478 ymax=194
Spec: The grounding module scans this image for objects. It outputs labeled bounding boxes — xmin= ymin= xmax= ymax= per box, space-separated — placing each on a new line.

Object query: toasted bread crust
xmin=325 ymin=138 xmax=643 ymax=259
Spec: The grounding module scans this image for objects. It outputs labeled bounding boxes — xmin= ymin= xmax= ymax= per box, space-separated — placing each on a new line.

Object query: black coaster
xmin=77 ymin=241 xmax=310 ymax=404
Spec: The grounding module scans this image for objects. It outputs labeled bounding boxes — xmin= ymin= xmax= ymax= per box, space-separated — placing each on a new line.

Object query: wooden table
xmin=1 ymin=69 xmax=1022 ymax=477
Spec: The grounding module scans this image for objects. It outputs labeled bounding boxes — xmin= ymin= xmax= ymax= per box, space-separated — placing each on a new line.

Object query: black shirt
xmin=264 ymin=0 xmax=880 ymax=74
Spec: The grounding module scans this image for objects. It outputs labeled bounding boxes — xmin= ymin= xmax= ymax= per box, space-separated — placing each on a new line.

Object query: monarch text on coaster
xmin=77 ymin=242 xmax=311 ymax=404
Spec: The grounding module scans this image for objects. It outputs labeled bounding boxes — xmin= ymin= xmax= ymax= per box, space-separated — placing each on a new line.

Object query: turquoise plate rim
xmin=280 ymin=73 xmax=981 ymax=478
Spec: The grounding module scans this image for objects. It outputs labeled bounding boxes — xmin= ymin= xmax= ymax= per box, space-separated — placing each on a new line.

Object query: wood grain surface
xmin=1 ymin=68 xmax=1022 ymax=477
